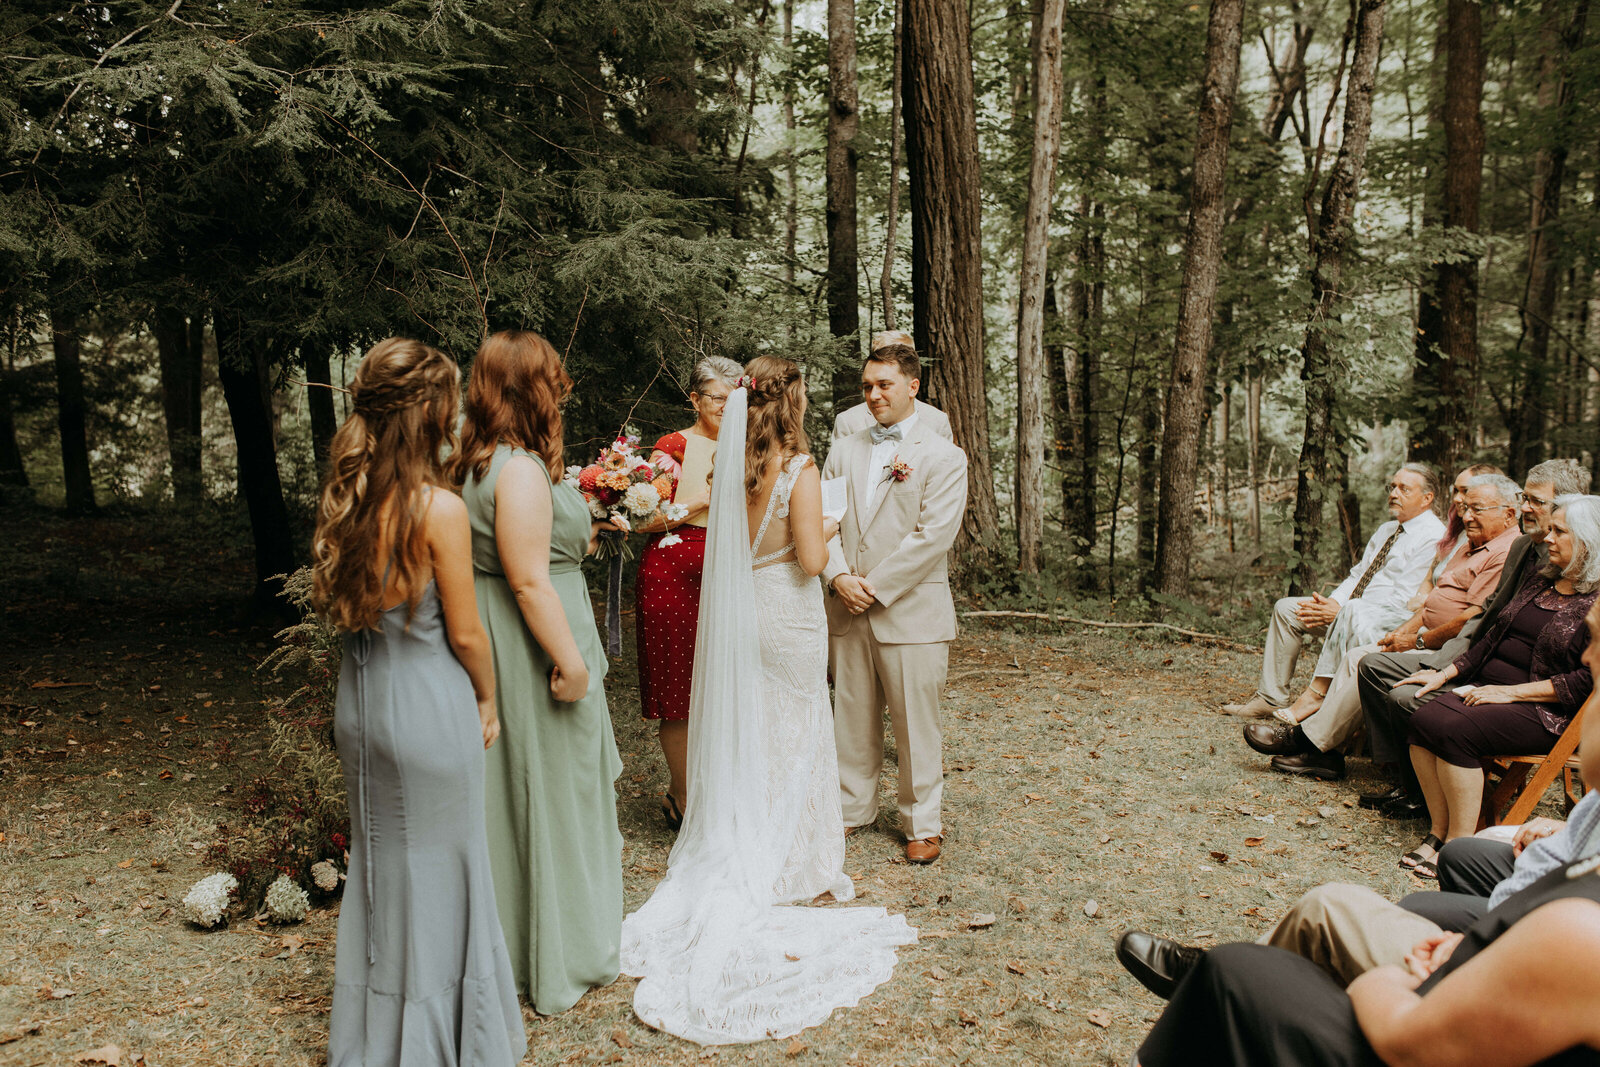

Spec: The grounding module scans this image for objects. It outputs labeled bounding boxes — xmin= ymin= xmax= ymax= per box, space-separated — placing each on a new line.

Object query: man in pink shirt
xmin=1244 ymin=473 xmax=1523 ymax=780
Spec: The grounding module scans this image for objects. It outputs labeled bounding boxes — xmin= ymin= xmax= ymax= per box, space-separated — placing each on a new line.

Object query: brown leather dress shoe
xmin=1242 ymin=721 xmax=1311 ymax=756
xmin=905 ymin=836 xmax=943 ymax=864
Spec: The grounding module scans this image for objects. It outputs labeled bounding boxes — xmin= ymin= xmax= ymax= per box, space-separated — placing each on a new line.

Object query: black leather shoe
xmin=1243 ymin=721 xmax=1311 ymax=756
xmin=1270 ymin=749 xmax=1346 ymax=780
xmin=1115 ymin=930 xmax=1206 ymax=1000
xmin=1380 ymin=794 xmax=1427 ymax=820
xmin=1358 ymin=785 xmax=1407 ymax=810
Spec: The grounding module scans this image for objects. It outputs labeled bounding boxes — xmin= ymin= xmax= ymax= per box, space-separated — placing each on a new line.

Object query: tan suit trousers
xmin=831 ymin=625 xmax=948 ymax=841
xmin=1257 ymin=882 xmax=1442 ymax=986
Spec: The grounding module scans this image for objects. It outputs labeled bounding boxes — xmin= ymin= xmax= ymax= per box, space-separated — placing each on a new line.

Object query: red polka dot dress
xmin=636 ymin=432 xmax=705 ymax=722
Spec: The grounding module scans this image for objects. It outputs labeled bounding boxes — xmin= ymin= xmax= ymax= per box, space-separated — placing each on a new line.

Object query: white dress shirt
xmin=1329 ymin=510 xmax=1447 ymax=611
xmin=867 ymin=412 xmax=918 ymax=512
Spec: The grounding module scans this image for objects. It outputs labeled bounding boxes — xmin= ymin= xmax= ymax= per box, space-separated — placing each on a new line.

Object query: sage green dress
xmin=463 ymin=445 xmax=624 ymax=1015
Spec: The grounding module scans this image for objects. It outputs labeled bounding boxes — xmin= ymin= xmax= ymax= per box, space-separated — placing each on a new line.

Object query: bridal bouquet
xmin=564 ymin=431 xmax=687 ymax=554
xmin=566 ymin=430 xmax=688 ymax=655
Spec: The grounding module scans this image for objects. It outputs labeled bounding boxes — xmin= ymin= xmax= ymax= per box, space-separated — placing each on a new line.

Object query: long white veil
xmin=620 ymin=388 xmax=915 ymax=1045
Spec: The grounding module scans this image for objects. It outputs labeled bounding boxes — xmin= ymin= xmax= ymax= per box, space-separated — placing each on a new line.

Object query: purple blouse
xmin=1451 ymin=571 xmax=1597 ymax=733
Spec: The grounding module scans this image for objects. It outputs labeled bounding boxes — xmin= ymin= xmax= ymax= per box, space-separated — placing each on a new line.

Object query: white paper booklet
xmin=821 ymin=477 xmax=849 ymax=523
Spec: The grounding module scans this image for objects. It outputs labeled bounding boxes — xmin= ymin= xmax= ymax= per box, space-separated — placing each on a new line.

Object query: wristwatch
xmin=1414 ymin=631 xmax=1427 ymax=650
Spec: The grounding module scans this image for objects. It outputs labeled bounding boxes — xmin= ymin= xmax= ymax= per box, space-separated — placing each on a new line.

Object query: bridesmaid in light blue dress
xmin=312 ymin=337 xmax=526 ymax=1066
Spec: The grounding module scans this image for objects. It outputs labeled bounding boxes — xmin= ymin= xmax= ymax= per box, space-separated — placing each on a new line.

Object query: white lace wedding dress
xmin=620 ymin=391 xmax=916 ymax=1045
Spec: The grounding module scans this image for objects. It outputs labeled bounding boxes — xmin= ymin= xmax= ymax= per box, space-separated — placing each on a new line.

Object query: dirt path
xmin=2 ymin=511 xmax=1473 ymax=1066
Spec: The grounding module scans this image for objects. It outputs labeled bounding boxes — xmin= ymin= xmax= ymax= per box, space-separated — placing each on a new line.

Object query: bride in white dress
xmin=620 ymin=357 xmax=916 ymax=1044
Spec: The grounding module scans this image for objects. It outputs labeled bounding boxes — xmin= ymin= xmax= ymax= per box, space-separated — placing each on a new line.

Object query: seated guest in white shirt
xmin=1223 ymin=463 xmax=1446 ymax=719
xmin=833 ymin=331 xmax=952 ymax=442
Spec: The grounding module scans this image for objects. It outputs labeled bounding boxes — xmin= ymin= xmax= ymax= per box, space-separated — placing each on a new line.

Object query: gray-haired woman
xmin=636 ymin=356 xmax=743 ymax=830
xmin=1394 ymin=494 xmax=1600 ymax=877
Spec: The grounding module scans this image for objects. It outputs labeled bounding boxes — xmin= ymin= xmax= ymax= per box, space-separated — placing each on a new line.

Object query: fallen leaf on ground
xmin=1209 ymin=851 xmax=1229 ymax=863
xmin=1087 ymin=1009 xmax=1112 ymax=1029
xmin=785 ymin=1038 xmax=808 ymax=1056
xmin=967 ymin=912 xmax=996 ymax=929
xmin=117 ymin=859 xmax=133 ymax=868
xmin=958 ymin=1009 xmax=979 ymax=1027
xmin=72 ymin=1045 xmax=122 ymax=1065
xmin=1006 ymin=960 xmax=1026 ymax=975
xmin=611 ymin=1030 xmax=631 ymax=1049
xmin=39 ymin=985 xmax=75 ymax=1000
xmin=1244 ymin=837 xmax=1265 ymax=847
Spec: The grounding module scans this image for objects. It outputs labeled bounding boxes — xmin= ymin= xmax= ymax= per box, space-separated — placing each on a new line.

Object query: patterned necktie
xmin=1350 ymin=524 xmax=1404 ymax=599
xmin=869 ymin=422 xmax=905 ymax=445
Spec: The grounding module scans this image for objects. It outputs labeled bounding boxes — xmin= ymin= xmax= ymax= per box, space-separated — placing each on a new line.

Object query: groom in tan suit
xmin=822 ymin=344 xmax=968 ymax=864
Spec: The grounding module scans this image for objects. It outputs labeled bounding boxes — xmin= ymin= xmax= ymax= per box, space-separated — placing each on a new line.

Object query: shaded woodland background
xmin=3 ymin=0 xmax=1599 ymax=618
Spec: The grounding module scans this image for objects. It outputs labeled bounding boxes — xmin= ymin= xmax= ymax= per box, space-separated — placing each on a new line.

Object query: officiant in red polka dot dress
xmin=635 ymin=356 xmax=741 ymax=831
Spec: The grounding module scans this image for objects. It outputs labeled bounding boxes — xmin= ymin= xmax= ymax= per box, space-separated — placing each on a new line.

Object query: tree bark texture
xmin=303 ymin=339 xmax=338 ymax=476
xmin=881 ymin=0 xmax=906 ymax=331
xmin=1153 ymin=0 xmax=1244 ymax=595
xmin=1289 ymin=0 xmax=1387 ymax=597
xmin=903 ymin=0 xmax=1000 ymax=553
xmin=1014 ymin=0 xmax=1066 ymax=573
xmin=1510 ymin=0 xmax=1589 ymax=474
xmin=154 ymin=307 xmax=206 ymax=505
xmin=783 ymin=0 xmax=798 ymax=294
xmin=50 ymin=305 xmax=95 ymax=514
xmin=827 ymin=0 xmax=863 ymax=408
xmin=1412 ymin=0 xmax=1484 ymax=473
xmin=0 ymin=320 xmax=26 ymax=490
xmin=214 ymin=312 xmax=296 ymax=611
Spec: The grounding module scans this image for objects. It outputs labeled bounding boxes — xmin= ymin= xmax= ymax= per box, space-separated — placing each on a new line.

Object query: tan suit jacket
xmin=833 ymin=399 xmax=952 ymax=442
xmin=821 ymin=420 xmax=968 ymax=644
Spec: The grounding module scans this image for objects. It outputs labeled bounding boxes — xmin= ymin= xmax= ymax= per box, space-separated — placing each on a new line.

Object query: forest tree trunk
xmin=303 ymin=339 xmax=337 ymax=475
xmin=1153 ymin=0 xmax=1244 ymax=595
xmin=784 ymin=0 xmax=798 ymax=294
xmin=1289 ymin=0 xmax=1388 ymax=597
xmin=214 ymin=312 xmax=296 ymax=612
xmin=1510 ymin=0 xmax=1589 ymax=474
xmin=882 ymin=0 xmax=906 ymax=330
xmin=1014 ymin=0 xmax=1065 ymax=573
xmin=153 ymin=307 xmax=205 ymax=505
xmin=827 ymin=0 xmax=863 ymax=408
xmin=50 ymin=305 xmax=95 ymax=514
xmin=1413 ymin=0 xmax=1484 ymax=472
xmin=0 ymin=318 xmax=26 ymax=490
xmin=904 ymin=0 xmax=1000 ymax=556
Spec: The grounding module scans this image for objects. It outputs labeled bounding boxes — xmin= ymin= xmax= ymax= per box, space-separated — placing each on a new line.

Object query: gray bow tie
xmin=869 ymin=422 xmax=905 ymax=445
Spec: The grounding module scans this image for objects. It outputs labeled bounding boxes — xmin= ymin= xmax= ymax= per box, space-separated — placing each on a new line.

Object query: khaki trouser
xmin=1258 ymin=883 xmax=1443 ymax=986
xmin=830 ymin=625 xmax=948 ymax=841
xmin=1258 ymin=597 xmax=1326 ymax=706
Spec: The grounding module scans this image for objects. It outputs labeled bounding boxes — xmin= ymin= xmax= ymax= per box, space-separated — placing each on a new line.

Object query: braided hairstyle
xmin=311 ymin=337 xmax=461 ymax=632
xmin=742 ymin=355 xmax=810 ymax=503
xmin=450 ymin=330 xmax=572 ymax=486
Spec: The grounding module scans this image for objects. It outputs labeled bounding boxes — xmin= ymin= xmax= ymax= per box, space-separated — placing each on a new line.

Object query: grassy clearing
xmin=0 ymin=509 xmax=1532 ymax=1066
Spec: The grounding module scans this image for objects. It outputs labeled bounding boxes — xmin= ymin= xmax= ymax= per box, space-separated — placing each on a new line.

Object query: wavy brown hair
xmin=450 ymin=330 xmax=572 ymax=485
xmin=742 ymin=355 xmax=810 ymax=502
xmin=311 ymin=337 xmax=461 ymax=632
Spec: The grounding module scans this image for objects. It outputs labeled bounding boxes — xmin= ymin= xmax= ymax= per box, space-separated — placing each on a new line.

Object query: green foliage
xmin=208 ymin=567 xmax=347 ymax=908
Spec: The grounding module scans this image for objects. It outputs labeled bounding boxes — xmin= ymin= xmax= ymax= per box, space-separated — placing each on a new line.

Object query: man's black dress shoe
xmin=1380 ymin=794 xmax=1427 ymax=820
xmin=1115 ymin=930 xmax=1206 ymax=1000
xmin=1243 ymin=721 xmax=1312 ymax=756
xmin=1270 ymin=749 xmax=1346 ymax=780
xmin=1358 ymin=785 xmax=1407 ymax=810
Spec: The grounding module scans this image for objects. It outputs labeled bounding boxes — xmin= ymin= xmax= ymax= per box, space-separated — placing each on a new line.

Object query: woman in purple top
xmin=1394 ymin=495 xmax=1600 ymax=877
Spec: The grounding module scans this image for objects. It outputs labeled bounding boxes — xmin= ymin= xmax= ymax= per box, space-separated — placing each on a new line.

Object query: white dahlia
xmin=623 ymin=481 xmax=661 ymax=518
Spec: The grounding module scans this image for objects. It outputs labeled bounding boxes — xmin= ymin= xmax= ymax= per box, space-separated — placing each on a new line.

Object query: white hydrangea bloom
xmin=588 ymin=496 xmax=608 ymax=519
xmin=264 ymin=874 xmax=310 ymax=923
xmin=182 ymin=872 xmax=238 ymax=928
xmin=310 ymin=860 xmax=341 ymax=891
xmin=623 ymin=482 xmax=660 ymax=517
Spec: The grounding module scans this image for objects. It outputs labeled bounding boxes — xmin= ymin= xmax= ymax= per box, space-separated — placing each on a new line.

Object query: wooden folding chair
xmin=1481 ymin=701 xmax=1587 ymax=827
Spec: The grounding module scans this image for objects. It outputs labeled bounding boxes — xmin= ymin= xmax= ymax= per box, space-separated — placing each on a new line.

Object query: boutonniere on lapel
xmin=886 ymin=456 xmax=913 ymax=483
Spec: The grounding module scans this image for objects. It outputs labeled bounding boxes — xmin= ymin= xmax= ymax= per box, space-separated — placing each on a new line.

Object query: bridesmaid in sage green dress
xmin=451 ymin=329 xmax=624 ymax=1015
